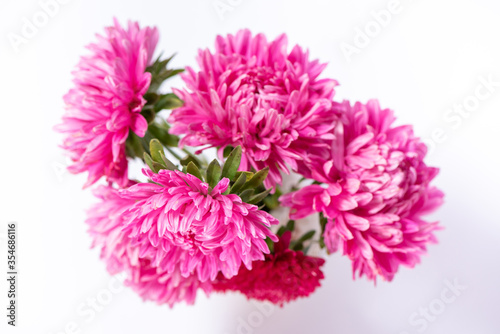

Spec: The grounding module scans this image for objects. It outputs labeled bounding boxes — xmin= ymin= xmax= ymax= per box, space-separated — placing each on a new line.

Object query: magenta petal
xmin=132 ymin=114 xmax=148 ymax=137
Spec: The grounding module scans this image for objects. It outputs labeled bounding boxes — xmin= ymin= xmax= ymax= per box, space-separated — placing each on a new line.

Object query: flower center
xmin=129 ymin=96 xmax=144 ymax=113
xmin=242 ymin=67 xmax=275 ymax=92
xmin=175 ymin=230 xmax=200 ymax=253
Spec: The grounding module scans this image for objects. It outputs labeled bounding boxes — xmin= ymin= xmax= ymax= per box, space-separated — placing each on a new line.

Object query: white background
xmin=1 ymin=0 xmax=500 ymax=333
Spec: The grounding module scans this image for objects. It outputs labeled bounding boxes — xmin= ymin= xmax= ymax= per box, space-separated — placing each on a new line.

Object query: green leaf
xmin=143 ymin=92 xmax=159 ymax=105
xmin=149 ymin=139 xmax=165 ymax=164
xmin=265 ymin=237 xmax=274 ymax=254
xmin=125 ymin=131 xmax=146 ymax=158
xmin=180 ymin=154 xmax=201 ymax=167
xmin=239 ymin=189 xmax=254 ymax=202
xmin=152 ymin=161 xmax=167 ymax=173
xmin=277 ymin=226 xmax=287 ymax=237
xmin=292 ymin=243 xmax=304 ymax=251
xmin=221 ymin=146 xmax=242 ymax=180
xmin=277 ymin=220 xmax=295 ymax=237
xmin=240 ymin=167 xmax=269 ymax=192
xmin=229 ymin=173 xmax=247 ymax=194
xmin=291 ymin=230 xmax=316 ymax=251
xmin=186 ymin=161 xmax=203 ymax=180
xmin=206 ymin=160 xmax=222 ymax=188
xmin=319 ymin=213 xmax=329 ymax=249
xmin=297 ymin=230 xmax=316 ymax=244
xmin=319 ymin=237 xmax=325 ymax=249
xmin=235 ymin=171 xmax=254 ymax=180
xmin=148 ymin=122 xmax=179 ymax=147
xmin=263 ymin=186 xmax=282 ymax=210
xmin=144 ymin=153 xmax=157 ymax=172
xmin=154 ymin=93 xmax=183 ymax=111
xmin=247 ymin=188 xmax=272 ymax=204
xmin=159 ymin=151 xmax=178 ymax=171
xmin=140 ymin=107 xmax=156 ymax=124
xmin=223 ymin=145 xmax=234 ymax=158
xmin=319 ymin=213 xmax=328 ymax=230
xmin=146 ymin=54 xmax=184 ymax=92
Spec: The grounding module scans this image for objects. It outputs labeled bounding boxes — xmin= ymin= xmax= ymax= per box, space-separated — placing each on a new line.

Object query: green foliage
xmin=186 ymin=161 xmax=204 ymax=181
xmin=206 ymin=160 xmax=222 ymax=188
xmin=239 ymin=167 xmax=269 ymax=192
xmin=146 ymin=54 xmax=184 ymax=92
xmin=143 ymin=139 xmax=177 ymax=173
xmin=229 ymin=172 xmax=247 ymax=194
xmin=221 ymin=146 xmax=242 ymax=180
xmin=148 ymin=121 xmax=179 ymax=148
xmin=290 ymin=230 xmax=316 ymax=251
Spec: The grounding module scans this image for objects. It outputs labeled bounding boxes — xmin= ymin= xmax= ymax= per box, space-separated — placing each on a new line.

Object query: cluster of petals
xmin=86 ymin=184 xmax=211 ymax=307
xmin=118 ymin=168 xmax=279 ymax=283
xmin=169 ymin=29 xmax=338 ymax=188
xmin=281 ymin=100 xmax=444 ymax=281
xmin=213 ymin=231 xmax=325 ymax=306
xmin=56 ymin=19 xmax=158 ymax=187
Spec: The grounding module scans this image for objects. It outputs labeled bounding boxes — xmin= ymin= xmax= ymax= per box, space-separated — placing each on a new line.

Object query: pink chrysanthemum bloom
xmin=281 ymin=100 xmax=444 ymax=282
xmin=56 ymin=19 xmax=158 ymax=187
xmin=119 ymin=168 xmax=279 ymax=282
xmin=86 ymin=184 xmax=138 ymax=275
xmin=86 ymin=185 xmax=211 ymax=307
xmin=213 ymin=231 xmax=325 ymax=306
xmin=169 ymin=29 xmax=338 ymax=188
xmin=126 ymin=259 xmax=212 ymax=307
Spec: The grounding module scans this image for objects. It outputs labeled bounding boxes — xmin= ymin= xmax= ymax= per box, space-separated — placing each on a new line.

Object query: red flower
xmin=213 ymin=231 xmax=325 ymax=306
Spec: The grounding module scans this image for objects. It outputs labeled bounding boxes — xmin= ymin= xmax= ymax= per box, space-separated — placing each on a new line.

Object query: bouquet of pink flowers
xmin=56 ymin=19 xmax=444 ymax=307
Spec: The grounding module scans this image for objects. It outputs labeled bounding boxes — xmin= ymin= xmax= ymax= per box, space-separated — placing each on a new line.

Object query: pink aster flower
xmin=56 ymin=19 xmax=159 ymax=187
xmin=86 ymin=185 xmax=211 ymax=307
xmin=281 ymin=100 xmax=444 ymax=282
xmin=169 ymin=29 xmax=338 ymax=188
xmin=86 ymin=183 xmax=138 ymax=275
xmin=126 ymin=259 xmax=212 ymax=307
xmin=119 ymin=168 xmax=279 ymax=282
xmin=213 ymin=231 xmax=325 ymax=306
